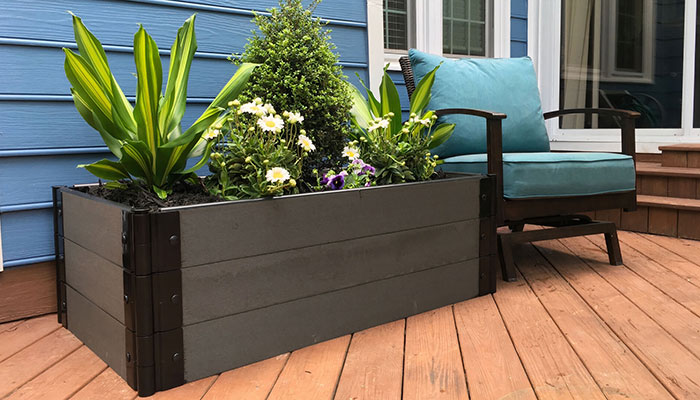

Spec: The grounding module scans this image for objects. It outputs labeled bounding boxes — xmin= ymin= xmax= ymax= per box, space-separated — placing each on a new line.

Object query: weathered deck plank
xmin=536 ymin=238 xmax=700 ymax=398
xmin=71 ymin=368 xmax=137 ymax=400
xmin=494 ymin=267 xmax=606 ymax=400
xmin=0 ymin=328 xmax=82 ymax=398
xmin=0 ymin=314 xmax=60 ymax=363
xmin=267 ymin=336 xmax=350 ymax=400
xmin=453 ymin=295 xmax=536 ymax=400
xmin=515 ymin=244 xmax=673 ymax=400
xmin=7 ymin=346 xmax=105 ymax=400
xmin=334 ymin=320 xmax=404 ymax=400
xmin=143 ymin=376 xmax=217 ymax=400
xmin=641 ymin=232 xmax=700 ymax=265
xmin=561 ymin=236 xmax=700 ymax=359
xmin=202 ymin=354 xmax=288 ymax=400
xmin=403 ymin=306 xmax=469 ymax=400
xmin=621 ymin=231 xmax=700 ymax=285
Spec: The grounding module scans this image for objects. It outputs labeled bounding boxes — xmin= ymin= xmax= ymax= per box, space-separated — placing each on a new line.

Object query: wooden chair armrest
xmin=542 ymin=108 xmax=638 ymax=159
xmin=434 ymin=108 xmax=506 ymax=222
xmin=435 ymin=108 xmax=507 ymax=120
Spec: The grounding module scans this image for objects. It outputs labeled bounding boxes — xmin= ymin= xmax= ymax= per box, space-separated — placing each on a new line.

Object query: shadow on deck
xmin=2 ymin=230 xmax=700 ymax=399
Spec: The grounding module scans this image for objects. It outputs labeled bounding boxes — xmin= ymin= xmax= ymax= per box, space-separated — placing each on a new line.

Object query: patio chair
xmin=400 ymin=50 xmax=639 ymax=281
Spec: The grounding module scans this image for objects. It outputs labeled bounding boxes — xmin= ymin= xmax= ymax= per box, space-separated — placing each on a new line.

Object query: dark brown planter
xmin=52 ymin=173 xmax=496 ymax=396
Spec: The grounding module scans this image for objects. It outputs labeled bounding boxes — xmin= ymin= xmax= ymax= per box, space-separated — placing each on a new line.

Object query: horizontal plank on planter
xmin=65 ymin=285 xmax=127 ymax=380
xmin=177 ymin=176 xmax=482 ymax=267
xmin=62 ymin=191 xmax=126 ymax=268
xmin=182 ymin=258 xmax=480 ymax=381
xmin=182 ymin=219 xmax=480 ymax=325
xmin=64 ymin=238 xmax=125 ymax=324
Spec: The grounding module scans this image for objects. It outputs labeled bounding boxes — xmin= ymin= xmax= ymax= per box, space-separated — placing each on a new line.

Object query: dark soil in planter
xmin=80 ymin=181 xmax=221 ymax=210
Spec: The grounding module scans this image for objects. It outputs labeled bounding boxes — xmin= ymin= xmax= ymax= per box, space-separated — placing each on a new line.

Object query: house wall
xmin=0 ymin=0 xmax=368 ymax=268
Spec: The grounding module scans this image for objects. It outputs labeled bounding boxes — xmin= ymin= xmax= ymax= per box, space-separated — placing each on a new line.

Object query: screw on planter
xmin=122 ymin=233 xmax=128 ymax=244
xmin=126 ymin=352 xmax=131 ymax=362
xmin=124 ymin=294 xmax=129 ymax=304
xmin=481 ymin=194 xmax=487 ymax=200
xmin=170 ymin=294 xmax=180 ymax=304
xmin=57 ymin=209 xmax=62 ymax=216
xmin=480 ymin=233 xmax=487 ymax=239
xmin=58 ymin=254 xmax=65 ymax=261
xmin=61 ymin=301 xmax=67 ymax=311
xmin=169 ymin=235 xmax=178 ymax=245
xmin=172 ymin=352 xmax=182 ymax=362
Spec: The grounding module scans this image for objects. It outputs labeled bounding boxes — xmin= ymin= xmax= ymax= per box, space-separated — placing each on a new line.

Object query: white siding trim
xmin=367 ymin=0 xmax=384 ymax=92
xmin=493 ymin=0 xmax=511 ymax=58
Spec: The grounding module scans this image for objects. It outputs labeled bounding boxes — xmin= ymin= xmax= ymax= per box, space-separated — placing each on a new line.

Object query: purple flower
xmin=320 ymin=174 xmax=330 ymax=185
xmin=328 ymin=174 xmax=345 ymax=190
xmin=361 ymin=164 xmax=376 ymax=176
xmin=365 ymin=181 xmax=371 ymax=187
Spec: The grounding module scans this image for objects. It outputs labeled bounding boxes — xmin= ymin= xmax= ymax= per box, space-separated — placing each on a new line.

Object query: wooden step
xmin=637 ymin=195 xmax=700 ymax=211
xmin=657 ymin=144 xmax=700 ymax=167
xmin=636 ymin=162 xmax=700 ymax=178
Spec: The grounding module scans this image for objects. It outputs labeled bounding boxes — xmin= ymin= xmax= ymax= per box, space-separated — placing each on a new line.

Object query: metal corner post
xmin=121 ymin=209 xmax=184 ymax=397
xmin=52 ymin=186 xmax=67 ymax=326
xmin=478 ymin=175 xmax=497 ymax=295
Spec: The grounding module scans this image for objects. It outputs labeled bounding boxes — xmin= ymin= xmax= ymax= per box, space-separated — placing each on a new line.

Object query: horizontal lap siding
xmin=0 ymin=0 xmax=369 ymax=267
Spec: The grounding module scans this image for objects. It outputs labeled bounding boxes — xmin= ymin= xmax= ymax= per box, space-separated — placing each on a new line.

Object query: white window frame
xmin=367 ymin=0 xmax=511 ymax=91
xmin=599 ymin=0 xmax=655 ymax=84
xmin=529 ymin=0 xmax=700 ymax=153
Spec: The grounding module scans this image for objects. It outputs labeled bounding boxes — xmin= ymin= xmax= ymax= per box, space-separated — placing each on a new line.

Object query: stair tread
xmin=637 ymin=194 xmax=700 ymax=211
xmin=658 ymin=143 xmax=700 ymax=152
xmin=636 ymin=162 xmax=700 ymax=178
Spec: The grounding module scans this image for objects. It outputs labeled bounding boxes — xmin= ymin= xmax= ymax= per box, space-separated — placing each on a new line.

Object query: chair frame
xmin=399 ymin=56 xmax=640 ymax=281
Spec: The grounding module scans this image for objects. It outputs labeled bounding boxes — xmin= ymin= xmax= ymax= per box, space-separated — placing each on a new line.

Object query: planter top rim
xmin=57 ymin=172 xmax=486 ymax=213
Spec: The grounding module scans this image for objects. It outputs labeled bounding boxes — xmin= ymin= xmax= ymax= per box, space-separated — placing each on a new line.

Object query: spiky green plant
xmin=63 ymin=13 xmax=257 ymax=198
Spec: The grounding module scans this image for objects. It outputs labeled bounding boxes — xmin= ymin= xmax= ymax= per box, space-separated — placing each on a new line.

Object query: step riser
xmin=590 ymin=207 xmax=700 ymax=240
xmin=662 ymin=151 xmax=700 ymax=168
xmin=637 ymin=175 xmax=700 ymax=200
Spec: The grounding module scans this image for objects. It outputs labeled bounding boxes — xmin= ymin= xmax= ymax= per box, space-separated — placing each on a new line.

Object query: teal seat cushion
xmin=440 ymin=152 xmax=636 ymax=199
xmin=409 ymin=49 xmax=550 ymax=158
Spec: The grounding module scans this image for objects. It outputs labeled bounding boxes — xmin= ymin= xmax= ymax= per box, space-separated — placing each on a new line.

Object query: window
xmin=443 ymin=0 xmax=487 ymax=56
xmin=381 ymin=0 xmax=490 ymax=57
xmin=559 ymin=0 xmax=680 ymax=129
xmin=384 ymin=0 xmax=410 ymax=50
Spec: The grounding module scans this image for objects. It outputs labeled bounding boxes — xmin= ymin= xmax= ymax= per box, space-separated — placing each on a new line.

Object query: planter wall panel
xmin=62 ymin=191 xmax=125 ymax=267
xmin=54 ymin=174 xmax=495 ymax=396
xmin=177 ymin=178 xmax=480 ymax=267
xmin=182 ymin=220 xmax=479 ymax=325
xmin=182 ymin=258 xmax=480 ymax=381
xmin=64 ymin=239 xmax=125 ymax=323
xmin=65 ymin=286 xmax=127 ymax=379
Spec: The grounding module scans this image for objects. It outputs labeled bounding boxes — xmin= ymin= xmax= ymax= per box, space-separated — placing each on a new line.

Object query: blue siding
xmin=0 ymin=0 xmax=369 ymax=267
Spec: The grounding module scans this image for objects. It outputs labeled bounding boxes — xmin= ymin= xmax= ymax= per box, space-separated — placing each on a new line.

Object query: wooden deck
xmin=2 ymin=230 xmax=700 ymax=399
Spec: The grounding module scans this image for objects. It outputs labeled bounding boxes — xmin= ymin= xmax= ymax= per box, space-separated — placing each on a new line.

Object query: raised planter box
xmin=52 ymin=173 xmax=496 ymax=396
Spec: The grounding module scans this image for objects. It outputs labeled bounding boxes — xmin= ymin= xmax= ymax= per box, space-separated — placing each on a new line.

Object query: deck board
xmin=515 ymin=243 xmax=673 ymax=400
xmin=453 ymin=295 xmax=536 ymax=400
xmin=267 ymin=335 xmax=350 ymax=400
xmin=2 ymin=232 xmax=700 ymax=399
xmin=334 ymin=320 xmax=405 ymax=400
xmin=537 ymin=238 xmax=700 ymax=398
xmin=403 ymin=306 xmax=468 ymax=400
xmin=494 ymin=267 xmax=606 ymax=399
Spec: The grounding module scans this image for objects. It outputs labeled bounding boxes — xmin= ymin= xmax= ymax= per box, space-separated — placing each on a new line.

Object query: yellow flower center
xmin=265 ymin=120 xmax=276 ymax=128
xmin=273 ymin=171 xmax=283 ymax=178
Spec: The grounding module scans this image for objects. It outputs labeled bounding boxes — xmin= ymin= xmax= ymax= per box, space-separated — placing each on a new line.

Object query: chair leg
xmin=604 ymin=226 xmax=623 ymax=265
xmin=497 ymin=234 xmax=517 ymax=282
xmin=509 ymin=223 xmax=524 ymax=232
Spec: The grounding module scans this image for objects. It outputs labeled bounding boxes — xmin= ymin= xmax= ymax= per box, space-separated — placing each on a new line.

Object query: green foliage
xmin=205 ymin=99 xmax=313 ymax=199
xmin=64 ymin=13 xmax=257 ymax=198
xmin=236 ymin=0 xmax=353 ymax=183
xmin=348 ymin=67 xmax=455 ymax=185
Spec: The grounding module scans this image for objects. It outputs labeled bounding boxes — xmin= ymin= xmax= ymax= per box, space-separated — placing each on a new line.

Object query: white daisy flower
xmin=367 ymin=123 xmax=380 ymax=132
xmin=240 ymin=102 xmax=266 ymax=115
xmin=418 ymin=118 xmax=431 ymax=127
xmin=202 ymin=129 xmax=221 ymax=140
xmin=264 ymin=103 xmax=276 ymax=115
xmin=286 ymin=112 xmax=304 ymax=124
xmin=257 ymin=115 xmax=285 ymax=132
xmin=378 ymin=119 xmax=390 ymax=129
xmin=297 ymin=134 xmax=316 ymax=152
xmin=265 ymin=167 xmax=290 ymax=183
xmin=342 ymin=146 xmax=360 ymax=160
